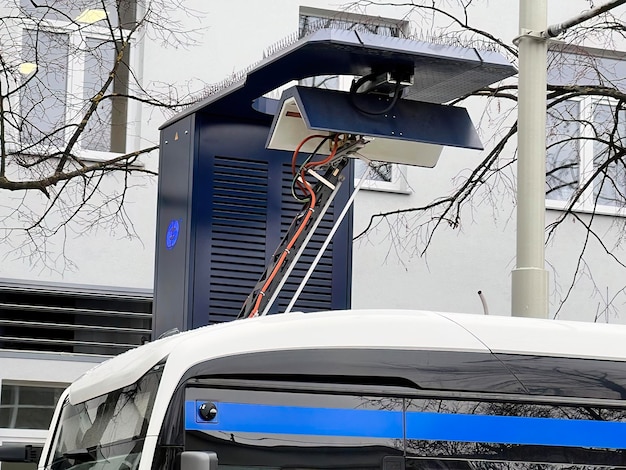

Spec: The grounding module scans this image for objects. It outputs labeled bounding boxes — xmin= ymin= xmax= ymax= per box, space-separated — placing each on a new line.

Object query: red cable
xmin=304 ymin=134 xmax=341 ymax=169
xmin=291 ymin=134 xmax=326 ymax=196
xmin=249 ymin=182 xmax=316 ymax=318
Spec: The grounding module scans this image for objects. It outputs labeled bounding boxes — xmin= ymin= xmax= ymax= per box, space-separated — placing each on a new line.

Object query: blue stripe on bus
xmin=404 ymin=411 xmax=626 ymax=449
xmin=185 ymin=400 xmax=626 ymax=449
xmin=185 ymin=400 xmax=403 ymax=438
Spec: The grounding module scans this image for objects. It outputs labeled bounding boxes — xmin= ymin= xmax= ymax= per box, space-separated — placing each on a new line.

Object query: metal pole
xmin=511 ymin=0 xmax=549 ymax=318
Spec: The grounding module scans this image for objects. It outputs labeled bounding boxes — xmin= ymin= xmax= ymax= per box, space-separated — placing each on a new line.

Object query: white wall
xmin=0 ymin=174 xmax=157 ymax=289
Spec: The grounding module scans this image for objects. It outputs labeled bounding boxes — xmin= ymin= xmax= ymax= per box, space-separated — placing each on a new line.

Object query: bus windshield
xmin=46 ymin=364 xmax=163 ymax=470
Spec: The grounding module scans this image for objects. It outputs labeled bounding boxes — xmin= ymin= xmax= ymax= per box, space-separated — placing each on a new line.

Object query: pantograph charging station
xmin=153 ymin=28 xmax=516 ymax=339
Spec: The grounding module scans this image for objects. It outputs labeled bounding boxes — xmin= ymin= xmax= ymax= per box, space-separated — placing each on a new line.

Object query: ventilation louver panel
xmin=0 ymin=281 xmax=151 ymax=356
xmin=208 ymin=156 xmax=269 ymax=323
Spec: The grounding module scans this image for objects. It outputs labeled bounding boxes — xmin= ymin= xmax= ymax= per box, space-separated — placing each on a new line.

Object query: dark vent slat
xmin=0 ymin=302 xmax=151 ymax=318
xmin=210 ymin=247 xmax=266 ymax=259
xmin=212 ymin=215 xmax=267 ymax=226
xmin=212 ymin=217 xmax=267 ymax=229
xmin=211 ymin=262 xmax=265 ymax=274
xmin=212 ymin=225 xmax=266 ymax=238
xmin=213 ymin=203 xmax=268 ymax=216
xmin=214 ymin=176 xmax=270 ymax=189
xmin=0 ymin=336 xmax=137 ymax=349
xmin=213 ymin=180 xmax=267 ymax=193
xmin=0 ymin=319 xmax=150 ymax=334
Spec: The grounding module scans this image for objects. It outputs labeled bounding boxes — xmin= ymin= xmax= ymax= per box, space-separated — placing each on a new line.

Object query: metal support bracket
xmin=237 ymin=138 xmax=368 ymax=319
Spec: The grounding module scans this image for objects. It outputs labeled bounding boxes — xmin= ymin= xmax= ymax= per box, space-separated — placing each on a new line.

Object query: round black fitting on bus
xmin=198 ymin=402 xmax=218 ymax=421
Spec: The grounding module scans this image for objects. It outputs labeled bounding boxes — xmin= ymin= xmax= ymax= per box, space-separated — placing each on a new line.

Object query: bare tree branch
xmin=0 ymin=0 xmax=206 ymax=271
xmin=348 ymin=0 xmax=626 ymax=317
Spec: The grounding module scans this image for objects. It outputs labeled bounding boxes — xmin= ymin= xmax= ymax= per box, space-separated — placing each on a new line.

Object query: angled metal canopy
xmin=162 ymin=28 xmax=517 ymax=128
xmin=267 ymin=85 xmax=484 ymax=168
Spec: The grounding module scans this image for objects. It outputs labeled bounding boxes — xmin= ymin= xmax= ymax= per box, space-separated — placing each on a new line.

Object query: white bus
xmin=6 ymin=309 xmax=626 ymax=470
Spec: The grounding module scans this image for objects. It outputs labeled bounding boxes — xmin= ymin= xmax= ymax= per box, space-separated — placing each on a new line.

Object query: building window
xmin=0 ymin=383 xmax=66 ymax=430
xmin=546 ymin=47 xmax=626 ymax=214
xmin=297 ymin=7 xmax=411 ymax=194
xmin=16 ymin=0 xmax=135 ymax=157
xmin=354 ymin=159 xmax=410 ymax=193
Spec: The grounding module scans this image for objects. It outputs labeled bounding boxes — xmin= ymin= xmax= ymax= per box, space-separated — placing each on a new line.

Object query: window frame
xmin=11 ymin=4 xmax=140 ymax=163
xmin=354 ymin=158 xmax=411 ymax=194
xmin=546 ymin=94 xmax=626 ymax=217
xmin=0 ymin=380 xmax=68 ymax=431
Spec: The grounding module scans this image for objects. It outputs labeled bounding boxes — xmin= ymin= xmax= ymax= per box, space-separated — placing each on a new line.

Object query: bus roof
xmin=68 ymin=310 xmax=626 ymax=405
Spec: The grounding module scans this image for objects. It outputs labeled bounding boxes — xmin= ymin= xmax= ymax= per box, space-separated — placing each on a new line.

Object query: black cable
xmin=350 ymin=72 xmax=379 ymax=95
xmin=349 ymin=72 xmax=403 ymax=116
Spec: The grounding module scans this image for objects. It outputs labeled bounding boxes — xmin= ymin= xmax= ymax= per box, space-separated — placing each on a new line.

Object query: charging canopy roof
xmin=162 ymin=28 xmax=516 ymax=131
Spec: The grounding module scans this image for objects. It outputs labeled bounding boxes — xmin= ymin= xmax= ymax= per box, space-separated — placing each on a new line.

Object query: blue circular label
xmin=166 ymin=219 xmax=180 ymax=250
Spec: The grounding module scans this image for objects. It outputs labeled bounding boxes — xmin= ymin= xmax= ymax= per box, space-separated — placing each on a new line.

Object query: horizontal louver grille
xmin=0 ymin=282 xmax=152 ymax=356
xmin=208 ymin=156 xmax=268 ymax=323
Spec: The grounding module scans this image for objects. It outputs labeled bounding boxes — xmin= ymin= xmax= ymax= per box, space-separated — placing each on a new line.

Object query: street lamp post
xmin=511 ymin=0 xmax=626 ymax=318
xmin=512 ymin=0 xmax=549 ymax=318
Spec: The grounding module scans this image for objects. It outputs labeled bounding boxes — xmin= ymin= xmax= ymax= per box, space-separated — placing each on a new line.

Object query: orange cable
xmin=249 ymin=183 xmax=317 ymax=318
xmin=304 ymin=134 xmax=341 ymax=169
xmin=291 ymin=134 xmax=327 ymax=195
